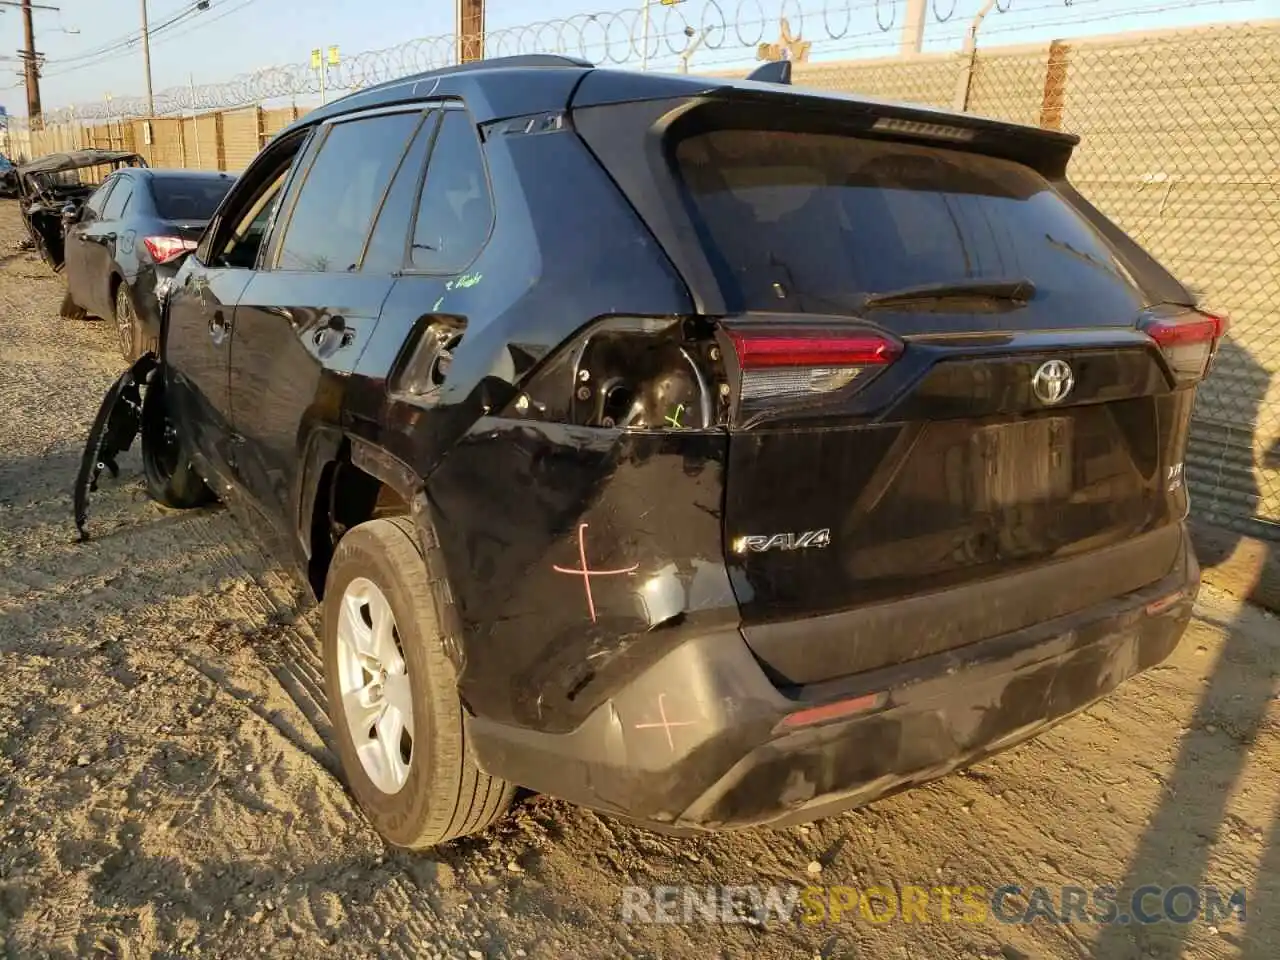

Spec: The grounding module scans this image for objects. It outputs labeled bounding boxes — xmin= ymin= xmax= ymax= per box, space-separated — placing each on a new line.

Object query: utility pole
xmin=140 ymin=0 xmax=154 ymax=116
xmin=456 ymin=0 xmax=483 ymax=63
xmin=899 ymin=0 xmax=927 ymax=54
xmin=21 ymin=0 xmax=41 ymax=126
xmin=0 ymin=1 xmax=60 ymax=129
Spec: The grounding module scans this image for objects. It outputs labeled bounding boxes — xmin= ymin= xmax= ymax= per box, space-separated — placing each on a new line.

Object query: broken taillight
xmin=143 ymin=235 xmax=198 ymax=264
xmin=723 ymin=324 xmax=903 ymax=413
xmin=501 ymin=316 xmax=728 ymax=429
xmin=1142 ymin=308 xmax=1227 ymax=384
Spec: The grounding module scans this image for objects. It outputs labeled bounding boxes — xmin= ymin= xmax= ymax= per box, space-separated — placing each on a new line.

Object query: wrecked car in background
xmin=17 ymin=148 xmax=146 ymax=271
xmin=0 ymin=154 xmax=18 ymax=199
xmin=60 ymin=167 xmax=237 ymax=362
xmin=77 ymin=55 xmax=1219 ymax=852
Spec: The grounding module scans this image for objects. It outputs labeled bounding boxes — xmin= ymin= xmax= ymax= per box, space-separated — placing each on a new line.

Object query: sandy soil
xmin=0 ymin=202 xmax=1277 ymax=960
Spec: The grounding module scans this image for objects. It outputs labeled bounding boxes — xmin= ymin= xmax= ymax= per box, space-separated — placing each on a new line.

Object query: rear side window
xmin=674 ymin=127 xmax=1147 ymax=321
xmin=276 ymin=111 xmax=422 ymax=272
xmin=83 ymin=179 xmax=116 ymax=217
xmin=151 ymin=177 xmax=234 ymax=220
xmin=410 ymin=110 xmax=492 ymax=273
xmin=101 ymin=179 xmax=134 ymax=220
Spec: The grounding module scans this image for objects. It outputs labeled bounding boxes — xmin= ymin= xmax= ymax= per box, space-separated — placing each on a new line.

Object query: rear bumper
xmin=468 ymin=531 xmax=1199 ymax=831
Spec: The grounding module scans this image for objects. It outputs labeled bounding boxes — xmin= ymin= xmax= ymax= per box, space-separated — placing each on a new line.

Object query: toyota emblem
xmin=1032 ymin=359 xmax=1074 ymax=405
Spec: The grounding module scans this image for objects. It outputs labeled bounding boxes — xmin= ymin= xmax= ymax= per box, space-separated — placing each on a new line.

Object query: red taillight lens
xmin=1143 ymin=309 xmax=1226 ymax=383
xmin=725 ymin=327 xmax=903 ymax=409
xmin=143 ymin=235 xmax=197 ymax=264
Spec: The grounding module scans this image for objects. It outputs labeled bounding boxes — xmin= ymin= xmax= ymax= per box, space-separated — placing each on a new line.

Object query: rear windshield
xmin=150 ymin=177 xmax=233 ymax=220
xmin=673 ymin=128 xmax=1148 ymax=322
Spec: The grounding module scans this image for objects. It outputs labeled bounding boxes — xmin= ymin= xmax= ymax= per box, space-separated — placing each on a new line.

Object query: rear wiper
xmin=860 ymin=278 xmax=1036 ymax=309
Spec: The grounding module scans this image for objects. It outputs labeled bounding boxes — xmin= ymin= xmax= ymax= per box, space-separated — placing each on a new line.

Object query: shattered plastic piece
xmin=73 ymin=352 xmax=159 ymax=541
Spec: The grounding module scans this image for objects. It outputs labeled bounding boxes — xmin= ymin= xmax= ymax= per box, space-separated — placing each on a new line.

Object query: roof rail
xmin=746 ymin=60 xmax=792 ymax=85
xmin=437 ymin=54 xmax=594 ymax=75
xmin=346 ymin=53 xmax=595 ymax=101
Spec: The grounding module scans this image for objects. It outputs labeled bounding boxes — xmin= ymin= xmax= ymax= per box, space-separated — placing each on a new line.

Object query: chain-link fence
xmin=788 ymin=22 xmax=1280 ymax=540
xmin=7 ymin=19 xmax=1277 ymax=539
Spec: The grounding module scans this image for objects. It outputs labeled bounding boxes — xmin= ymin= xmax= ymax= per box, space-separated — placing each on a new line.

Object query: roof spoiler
xmin=746 ymin=60 xmax=792 ymax=85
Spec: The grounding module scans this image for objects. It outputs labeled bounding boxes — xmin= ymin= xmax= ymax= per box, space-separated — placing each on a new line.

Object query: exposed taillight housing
xmin=722 ymin=323 xmax=903 ymax=417
xmin=501 ymin=316 xmax=728 ymax=429
xmin=143 ymin=235 xmax=198 ymax=264
xmin=1142 ymin=308 xmax=1227 ymax=384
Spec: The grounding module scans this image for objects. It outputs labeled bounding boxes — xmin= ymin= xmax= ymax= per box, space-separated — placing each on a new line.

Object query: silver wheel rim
xmin=335 ymin=577 xmax=414 ymax=794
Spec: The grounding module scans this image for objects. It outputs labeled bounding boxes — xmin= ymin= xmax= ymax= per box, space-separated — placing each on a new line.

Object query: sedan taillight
xmin=143 ymin=235 xmax=197 ymax=264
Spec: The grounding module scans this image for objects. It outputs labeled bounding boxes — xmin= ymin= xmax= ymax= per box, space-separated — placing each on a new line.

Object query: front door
xmin=164 ymin=161 xmax=297 ymax=491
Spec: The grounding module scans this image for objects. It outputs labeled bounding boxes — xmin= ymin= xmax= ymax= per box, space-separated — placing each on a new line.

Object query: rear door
xmin=580 ymin=97 xmax=1218 ymax=682
xmin=227 ymin=107 xmax=428 ymax=545
xmin=80 ymin=172 xmax=136 ymax=317
xmin=65 ymin=176 xmax=117 ymax=309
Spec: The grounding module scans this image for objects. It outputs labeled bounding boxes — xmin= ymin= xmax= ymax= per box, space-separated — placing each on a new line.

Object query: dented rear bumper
xmin=467 ymin=531 xmax=1198 ymax=832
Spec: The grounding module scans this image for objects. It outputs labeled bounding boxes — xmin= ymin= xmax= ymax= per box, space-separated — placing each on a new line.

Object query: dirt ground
xmin=0 ymin=201 xmax=1277 ymax=960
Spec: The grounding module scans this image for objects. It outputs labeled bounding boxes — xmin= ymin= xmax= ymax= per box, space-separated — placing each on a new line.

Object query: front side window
xmin=275 ymin=111 xmax=423 ymax=273
xmin=216 ymin=172 xmax=287 ymax=270
xmin=410 ymin=109 xmax=493 ymax=273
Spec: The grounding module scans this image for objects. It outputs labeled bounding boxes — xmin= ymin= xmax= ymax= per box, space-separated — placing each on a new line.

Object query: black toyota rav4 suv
xmin=78 ymin=55 xmax=1219 ymax=849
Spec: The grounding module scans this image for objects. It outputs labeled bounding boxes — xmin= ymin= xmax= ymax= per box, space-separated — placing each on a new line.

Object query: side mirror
xmin=61 ymin=202 xmax=78 ymax=224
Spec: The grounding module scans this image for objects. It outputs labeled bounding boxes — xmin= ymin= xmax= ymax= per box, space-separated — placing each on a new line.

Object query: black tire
xmin=140 ymin=376 xmax=214 ymax=509
xmin=115 ymin=282 xmax=156 ymax=362
xmin=322 ymin=516 xmax=515 ymax=849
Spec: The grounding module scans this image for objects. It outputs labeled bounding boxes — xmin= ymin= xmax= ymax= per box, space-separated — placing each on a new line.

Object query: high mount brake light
xmin=1143 ymin=309 xmax=1227 ymax=383
xmin=143 ymin=235 xmax=197 ymax=264
xmin=725 ymin=327 xmax=903 ymax=408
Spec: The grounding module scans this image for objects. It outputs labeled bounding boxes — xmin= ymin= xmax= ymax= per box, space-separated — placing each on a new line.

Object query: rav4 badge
xmin=732 ymin=529 xmax=832 ymax=554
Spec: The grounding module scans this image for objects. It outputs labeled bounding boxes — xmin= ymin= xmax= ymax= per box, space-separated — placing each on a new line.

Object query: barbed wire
xmin=39 ymin=0 xmax=921 ymax=122
xmin=31 ymin=0 xmax=1222 ymax=123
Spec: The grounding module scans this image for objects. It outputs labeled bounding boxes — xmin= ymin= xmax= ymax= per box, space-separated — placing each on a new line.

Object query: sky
xmin=0 ymin=0 xmax=1275 ymax=116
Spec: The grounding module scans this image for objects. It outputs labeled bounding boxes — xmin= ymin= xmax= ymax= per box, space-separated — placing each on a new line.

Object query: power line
xmin=42 ymin=0 xmax=200 ymax=65
xmin=41 ymin=0 xmax=219 ymax=77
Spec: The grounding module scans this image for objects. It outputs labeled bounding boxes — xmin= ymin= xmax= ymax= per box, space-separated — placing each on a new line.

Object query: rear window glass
xmin=151 ymin=177 xmax=234 ymax=220
xmin=673 ymin=128 xmax=1146 ymax=321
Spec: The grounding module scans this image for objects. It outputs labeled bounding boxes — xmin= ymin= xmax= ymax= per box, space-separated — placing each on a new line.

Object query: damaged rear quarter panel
xmin=424 ymin=417 xmax=738 ymax=733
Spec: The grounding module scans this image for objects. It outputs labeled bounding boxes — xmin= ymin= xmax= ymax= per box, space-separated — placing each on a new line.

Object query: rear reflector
xmin=1143 ymin=310 xmax=1227 ymax=383
xmin=726 ymin=328 xmax=903 ymax=408
xmin=776 ymin=691 xmax=888 ymax=731
xmin=143 ymin=235 xmax=198 ymax=264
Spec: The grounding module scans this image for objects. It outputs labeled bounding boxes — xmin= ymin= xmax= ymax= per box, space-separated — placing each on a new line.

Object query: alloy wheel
xmin=335 ymin=577 xmax=414 ymax=794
